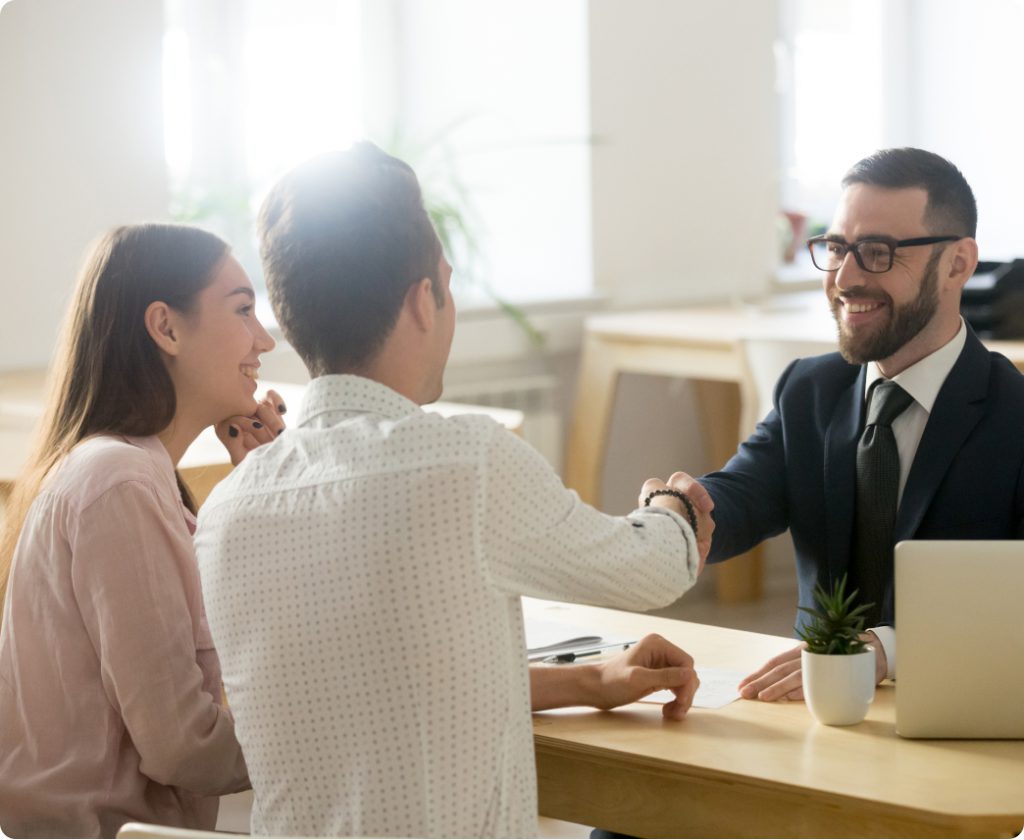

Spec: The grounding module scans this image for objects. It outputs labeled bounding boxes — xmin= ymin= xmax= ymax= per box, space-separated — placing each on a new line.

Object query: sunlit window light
xmin=162 ymin=27 xmax=192 ymax=189
xmin=242 ymin=0 xmax=363 ymax=195
xmin=782 ymin=0 xmax=885 ymax=227
xmin=161 ymin=0 xmax=363 ymax=227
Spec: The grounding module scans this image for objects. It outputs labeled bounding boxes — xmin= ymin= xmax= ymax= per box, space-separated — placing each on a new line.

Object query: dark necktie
xmin=852 ymin=379 xmax=914 ymax=627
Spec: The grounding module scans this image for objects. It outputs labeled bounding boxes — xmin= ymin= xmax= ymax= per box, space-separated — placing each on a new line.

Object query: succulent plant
xmin=796 ymin=574 xmax=874 ymax=655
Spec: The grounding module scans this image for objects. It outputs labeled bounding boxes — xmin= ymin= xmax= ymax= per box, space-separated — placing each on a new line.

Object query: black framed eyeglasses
xmin=806 ymin=235 xmax=962 ymax=274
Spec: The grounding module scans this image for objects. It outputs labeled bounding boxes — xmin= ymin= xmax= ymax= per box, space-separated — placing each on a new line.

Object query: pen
xmin=542 ymin=642 xmax=632 ymax=664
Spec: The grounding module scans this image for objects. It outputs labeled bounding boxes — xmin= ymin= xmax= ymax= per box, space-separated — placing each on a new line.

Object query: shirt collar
xmin=296 ymin=374 xmax=422 ymax=428
xmin=863 ymin=317 xmax=967 ymax=414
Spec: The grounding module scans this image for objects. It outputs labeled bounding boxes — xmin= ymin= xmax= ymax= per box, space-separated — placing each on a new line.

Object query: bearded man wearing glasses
xmin=670 ymin=147 xmax=1024 ymax=702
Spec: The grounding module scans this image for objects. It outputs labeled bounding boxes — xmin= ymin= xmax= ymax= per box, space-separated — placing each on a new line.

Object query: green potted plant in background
xmin=382 ymin=122 xmax=545 ymax=348
xmin=797 ymin=574 xmax=876 ymax=725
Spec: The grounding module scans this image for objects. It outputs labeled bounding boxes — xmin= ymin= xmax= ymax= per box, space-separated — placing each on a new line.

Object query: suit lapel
xmin=895 ymin=330 xmax=990 ymax=540
xmin=823 ymin=366 xmax=867 ymax=581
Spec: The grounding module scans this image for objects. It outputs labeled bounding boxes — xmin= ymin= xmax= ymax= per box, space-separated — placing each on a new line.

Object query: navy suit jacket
xmin=700 ymin=325 xmax=1024 ymax=630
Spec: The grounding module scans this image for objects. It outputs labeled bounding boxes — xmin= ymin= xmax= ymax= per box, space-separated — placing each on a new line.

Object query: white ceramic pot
xmin=801 ymin=647 xmax=876 ymax=726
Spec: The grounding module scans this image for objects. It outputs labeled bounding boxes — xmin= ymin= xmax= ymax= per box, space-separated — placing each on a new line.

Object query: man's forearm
xmin=529 ymin=664 xmax=602 ymax=711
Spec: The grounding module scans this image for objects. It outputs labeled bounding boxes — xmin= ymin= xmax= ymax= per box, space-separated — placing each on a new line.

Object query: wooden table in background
xmin=0 ymin=372 xmax=522 ymax=507
xmin=564 ymin=297 xmax=1024 ymax=603
xmin=527 ymin=599 xmax=1024 ymax=838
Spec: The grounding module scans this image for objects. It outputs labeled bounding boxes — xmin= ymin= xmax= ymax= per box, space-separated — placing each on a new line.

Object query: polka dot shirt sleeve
xmin=479 ymin=425 xmax=698 ymax=609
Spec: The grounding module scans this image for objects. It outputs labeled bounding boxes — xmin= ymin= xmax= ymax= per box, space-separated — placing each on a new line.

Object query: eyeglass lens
xmin=809 ymin=240 xmax=892 ymax=273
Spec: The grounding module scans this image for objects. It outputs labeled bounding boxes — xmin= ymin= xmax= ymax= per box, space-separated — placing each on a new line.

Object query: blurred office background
xmin=3 ymin=0 xmax=1024 ymax=633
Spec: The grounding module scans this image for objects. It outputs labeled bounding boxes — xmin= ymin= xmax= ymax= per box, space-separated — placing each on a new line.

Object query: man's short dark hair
xmin=842 ymin=147 xmax=977 ymax=238
xmin=259 ymin=143 xmax=442 ymax=376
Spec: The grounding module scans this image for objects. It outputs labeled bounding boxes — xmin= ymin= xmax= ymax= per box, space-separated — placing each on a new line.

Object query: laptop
xmin=895 ymin=540 xmax=1024 ymax=738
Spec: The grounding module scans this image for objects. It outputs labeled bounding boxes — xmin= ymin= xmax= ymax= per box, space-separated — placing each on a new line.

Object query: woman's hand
xmin=215 ymin=389 xmax=287 ymax=466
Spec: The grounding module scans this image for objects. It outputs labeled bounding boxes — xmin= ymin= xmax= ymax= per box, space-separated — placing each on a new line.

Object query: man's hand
xmin=738 ymin=643 xmax=805 ymax=702
xmin=215 ymin=389 xmax=288 ymax=466
xmin=593 ymin=633 xmax=700 ymax=720
xmin=638 ymin=471 xmax=715 ymax=570
xmin=530 ymin=634 xmax=699 ymax=720
xmin=738 ymin=633 xmax=889 ymax=702
xmin=865 ymin=630 xmax=889 ymax=683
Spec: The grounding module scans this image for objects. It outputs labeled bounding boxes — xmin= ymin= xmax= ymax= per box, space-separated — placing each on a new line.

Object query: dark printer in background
xmin=960 ymin=259 xmax=1024 ymax=339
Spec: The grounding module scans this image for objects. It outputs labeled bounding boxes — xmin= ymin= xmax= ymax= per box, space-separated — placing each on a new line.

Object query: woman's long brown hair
xmin=0 ymin=223 xmax=229 ymax=611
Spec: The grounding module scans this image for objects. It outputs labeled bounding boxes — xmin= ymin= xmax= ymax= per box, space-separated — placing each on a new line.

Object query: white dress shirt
xmin=195 ymin=375 xmax=698 ymax=838
xmin=862 ymin=318 xmax=967 ymax=678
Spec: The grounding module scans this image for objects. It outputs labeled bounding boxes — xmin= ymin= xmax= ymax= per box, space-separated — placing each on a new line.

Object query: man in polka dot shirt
xmin=195 ymin=143 xmax=712 ymax=838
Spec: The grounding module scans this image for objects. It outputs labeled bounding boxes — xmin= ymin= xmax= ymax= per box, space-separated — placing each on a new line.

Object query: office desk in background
xmin=527 ymin=599 xmax=1024 ymax=839
xmin=564 ymin=297 xmax=1024 ymax=603
xmin=0 ymin=372 xmax=523 ymax=506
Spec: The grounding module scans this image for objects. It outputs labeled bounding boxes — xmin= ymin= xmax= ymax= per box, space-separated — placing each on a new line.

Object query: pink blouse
xmin=0 ymin=435 xmax=248 ymax=838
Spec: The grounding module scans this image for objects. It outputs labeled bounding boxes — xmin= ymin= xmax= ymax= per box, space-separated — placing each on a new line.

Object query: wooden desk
xmin=527 ymin=599 xmax=1024 ymax=838
xmin=564 ymin=298 xmax=1024 ymax=602
xmin=0 ymin=372 xmax=523 ymax=507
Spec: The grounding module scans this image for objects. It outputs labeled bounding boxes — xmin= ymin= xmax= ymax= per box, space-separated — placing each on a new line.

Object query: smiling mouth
xmin=844 ymin=300 xmax=885 ymax=314
xmin=240 ymin=365 xmax=259 ymax=380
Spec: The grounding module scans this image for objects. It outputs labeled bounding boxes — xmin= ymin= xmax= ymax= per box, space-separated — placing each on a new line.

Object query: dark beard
xmin=832 ymin=250 xmax=942 ymax=365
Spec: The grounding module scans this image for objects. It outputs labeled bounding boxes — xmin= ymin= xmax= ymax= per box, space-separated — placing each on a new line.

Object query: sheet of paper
xmin=524 ymin=618 xmax=602 ymax=654
xmin=638 ymin=667 xmax=745 ymax=710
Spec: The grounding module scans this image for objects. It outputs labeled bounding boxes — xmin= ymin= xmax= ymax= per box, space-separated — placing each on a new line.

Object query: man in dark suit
xmin=674 ymin=147 xmax=1024 ymax=701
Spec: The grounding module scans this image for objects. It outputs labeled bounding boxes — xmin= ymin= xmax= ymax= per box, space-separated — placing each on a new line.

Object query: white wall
xmin=0 ymin=0 xmax=169 ymax=372
xmin=585 ymin=0 xmax=781 ymax=514
xmin=589 ymin=0 xmax=780 ymax=307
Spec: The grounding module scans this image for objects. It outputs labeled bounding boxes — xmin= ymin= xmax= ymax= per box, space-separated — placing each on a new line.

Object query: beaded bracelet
xmin=643 ymin=489 xmax=698 ymax=538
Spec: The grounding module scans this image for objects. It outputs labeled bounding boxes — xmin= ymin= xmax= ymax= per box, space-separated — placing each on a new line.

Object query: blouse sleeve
xmin=68 ymin=479 xmax=248 ymax=794
xmin=480 ymin=425 xmax=698 ymax=609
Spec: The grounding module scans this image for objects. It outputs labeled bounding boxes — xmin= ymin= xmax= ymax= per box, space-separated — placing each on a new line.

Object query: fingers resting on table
xmin=596 ymin=633 xmax=700 ymax=721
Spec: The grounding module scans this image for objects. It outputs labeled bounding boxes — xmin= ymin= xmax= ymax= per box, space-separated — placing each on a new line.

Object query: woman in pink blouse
xmin=0 ymin=224 xmax=284 ymax=838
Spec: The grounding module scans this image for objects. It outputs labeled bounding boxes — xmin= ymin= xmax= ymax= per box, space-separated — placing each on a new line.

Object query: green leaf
xmin=795 ymin=573 xmax=875 ymax=655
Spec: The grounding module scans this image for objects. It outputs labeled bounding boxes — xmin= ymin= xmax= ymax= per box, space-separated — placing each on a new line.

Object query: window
xmin=778 ymin=0 xmax=1024 ymax=270
xmin=162 ymin=0 xmax=591 ymax=307
xmin=395 ymin=0 xmax=591 ymax=305
xmin=163 ymin=0 xmax=364 ymax=291
xmin=776 ymin=0 xmax=894 ymax=277
xmin=910 ymin=0 xmax=1024 ymax=261
xmin=778 ymin=0 xmax=888 ymax=227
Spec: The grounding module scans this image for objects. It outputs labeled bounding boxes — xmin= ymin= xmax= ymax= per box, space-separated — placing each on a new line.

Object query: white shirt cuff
xmin=869 ymin=625 xmax=896 ymax=680
xmin=628 ymin=506 xmax=699 ymax=581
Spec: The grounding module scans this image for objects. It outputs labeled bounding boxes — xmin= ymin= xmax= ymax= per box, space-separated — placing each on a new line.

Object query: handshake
xmin=639 ymin=471 xmax=715 ymax=571
xmin=638 ymin=470 xmax=886 ymax=705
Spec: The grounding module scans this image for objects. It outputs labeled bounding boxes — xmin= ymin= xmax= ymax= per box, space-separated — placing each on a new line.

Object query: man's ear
xmin=145 ymin=301 xmax=181 ymax=356
xmin=406 ymin=277 xmax=437 ymax=332
xmin=947 ymin=237 xmax=979 ymax=292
